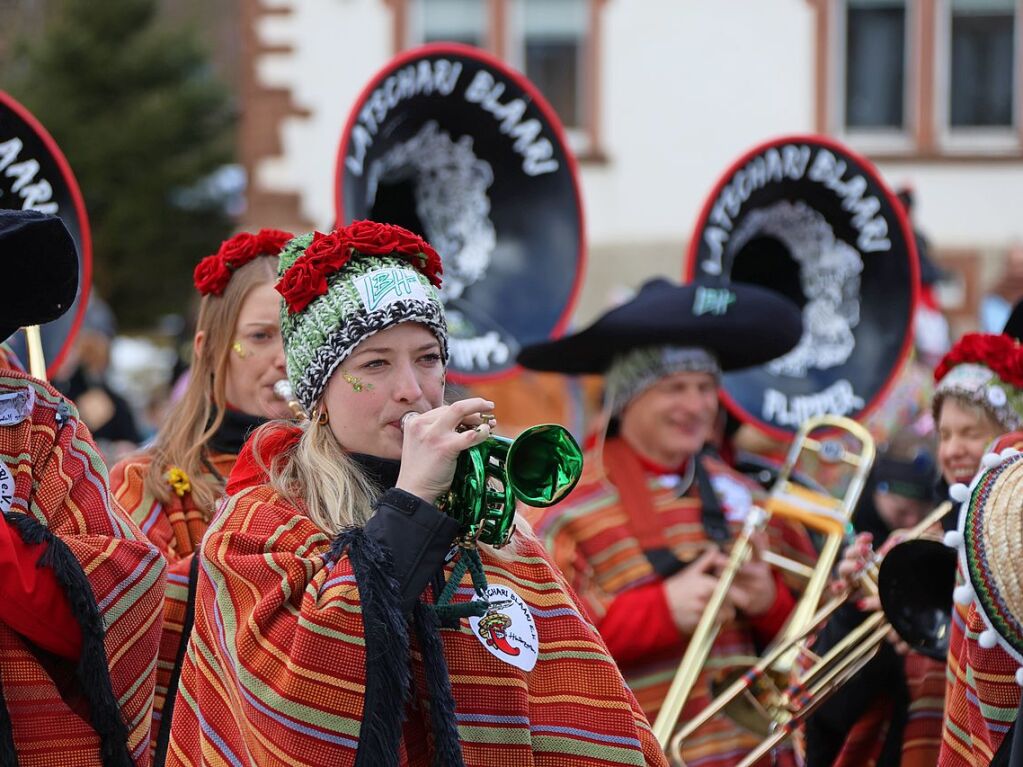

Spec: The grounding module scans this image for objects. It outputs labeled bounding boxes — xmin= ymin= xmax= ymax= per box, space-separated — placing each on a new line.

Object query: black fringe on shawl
xmin=3 ymin=511 xmax=133 ymax=767
xmin=331 ymin=527 xmax=411 ymax=767
xmin=413 ymin=601 xmax=466 ymax=767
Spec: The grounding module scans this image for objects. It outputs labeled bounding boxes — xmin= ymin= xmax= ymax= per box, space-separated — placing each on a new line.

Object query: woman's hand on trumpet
xmin=831 ymin=531 xmax=913 ymax=655
xmin=395 ymin=397 xmax=496 ymax=505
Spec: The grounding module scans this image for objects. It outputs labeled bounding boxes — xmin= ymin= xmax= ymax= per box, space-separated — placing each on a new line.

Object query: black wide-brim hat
xmin=517 ymin=278 xmax=802 ymax=374
xmin=0 ymin=210 xmax=79 ymax=343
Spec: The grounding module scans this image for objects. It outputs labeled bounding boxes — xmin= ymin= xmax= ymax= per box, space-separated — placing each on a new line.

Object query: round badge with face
xmin=468 ymin=584 xmax=539 ymax=672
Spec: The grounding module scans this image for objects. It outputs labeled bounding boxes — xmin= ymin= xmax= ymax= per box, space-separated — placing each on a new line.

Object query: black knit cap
xmin=517 ymin=278 xmax=802 ymax=374
xmin=0 ymin=209 xmax=79 ymax=343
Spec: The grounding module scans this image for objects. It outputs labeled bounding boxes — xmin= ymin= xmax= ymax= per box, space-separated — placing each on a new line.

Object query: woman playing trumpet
xmin=108 ymin=228 xmax=294 ymax=759
xmin=165 ymin=221 xmax=666 ymax=766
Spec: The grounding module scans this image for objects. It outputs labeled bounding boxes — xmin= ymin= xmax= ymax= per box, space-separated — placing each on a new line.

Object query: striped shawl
xmin=110 ymin=450 xmax=237 ymax=760
xmin=0 ymin=371 xmax=165 ymax=766
xmin=165 ymin=479 xmax=667 ymax=766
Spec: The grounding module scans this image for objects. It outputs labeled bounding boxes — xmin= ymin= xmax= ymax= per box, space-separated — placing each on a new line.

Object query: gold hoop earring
xmin=315 ymin=409 xmax=329 ymax=425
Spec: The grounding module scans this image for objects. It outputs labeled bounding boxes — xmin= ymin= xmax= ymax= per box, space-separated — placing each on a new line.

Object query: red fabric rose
xmin=256 ymin=228 xmax=294 ymax=255
xmin=194 ymin=228 xmax=295 ymax=296
xmin=217 ymin=232 xmax=260 ymax=268
xmin=193 ymin=254 xmax=233 ymax=297
xmin=303 ymin=231 xmax=351 ymax=272
xmin=277 ymin=260 xmax=329 ymax=314
xmin=344 ymin=220 xmax=402 ymax=254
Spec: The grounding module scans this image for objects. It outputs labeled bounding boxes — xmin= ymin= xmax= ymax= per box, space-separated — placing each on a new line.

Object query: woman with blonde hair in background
xmin=109 ymin=228 xmax=293 ymax=761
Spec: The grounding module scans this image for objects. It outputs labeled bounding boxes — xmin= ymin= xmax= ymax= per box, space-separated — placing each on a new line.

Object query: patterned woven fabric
xmin=165 ymin=477 xmax=667 ymax=766
xmin=825 ymin=652 xmax=945 ymax=767
xmin=527 ymin=439 xmax=816 ymax=767
xmin=939 ymin=597 xmax=1020 ymax=765
xmin=0 ymin=371 xmax=165 ymax=766
xmin=278 ymin=234 xmax=447 ymax=413
xmin=109 ymin=449 xmax=237 ymax=758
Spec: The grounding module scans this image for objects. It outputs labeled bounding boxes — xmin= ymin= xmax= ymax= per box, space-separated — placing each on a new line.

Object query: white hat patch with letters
xmin=469 ymin=584 xmax=539 ymax=672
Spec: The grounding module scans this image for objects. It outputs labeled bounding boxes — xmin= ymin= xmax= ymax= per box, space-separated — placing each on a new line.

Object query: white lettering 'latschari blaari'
xmin=346 ymin=59 xmax=463 ymax=177
xmin=700 ymin=144 xmax=892 ymax=277
xmin=0 ymin=137 xmax=59 ymax=214
xmin=463 ymin=70 xmax=559 ymax=177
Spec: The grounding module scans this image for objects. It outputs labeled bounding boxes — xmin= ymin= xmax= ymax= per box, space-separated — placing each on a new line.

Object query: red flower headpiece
xmin=277 ymin=220 xmax=443 ymax=314
xmin=193 ymin=228 xmax=295 ymax=297
xmin=934 ymin=332 xmax=1023 ymax=388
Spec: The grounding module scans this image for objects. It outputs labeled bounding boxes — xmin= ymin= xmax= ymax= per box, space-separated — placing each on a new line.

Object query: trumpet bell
xmin=444 ymin=424 xmax=583 ymax=548
xmin=504 ymin=424 xmax=584 ymax=507
xmin=877 ymin=539 xmax=957 ymax=660
xmin=711 ymin=663 xmax=789 ymax=738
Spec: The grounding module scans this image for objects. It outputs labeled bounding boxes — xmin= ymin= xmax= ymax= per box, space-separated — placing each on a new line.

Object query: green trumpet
xmin=440 ymin=424 xmax=584 ymax=548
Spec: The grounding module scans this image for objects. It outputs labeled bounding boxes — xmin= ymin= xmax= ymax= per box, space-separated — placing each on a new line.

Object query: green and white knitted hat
xmin=275 ymin=221 xmax=447 ymax=412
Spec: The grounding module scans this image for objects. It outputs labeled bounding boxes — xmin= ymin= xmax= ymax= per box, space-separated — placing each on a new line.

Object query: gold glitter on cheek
xmin=341 ymin=371 xmax=372 ymax=392
xmin=232 ymin=341 xmax=248 ymax=358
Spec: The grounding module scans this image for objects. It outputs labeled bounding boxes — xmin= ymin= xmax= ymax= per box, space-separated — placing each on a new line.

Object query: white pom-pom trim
xmin=944 ymin=530 xmax=964 ymax=548
xmin=949 ymin=483 xmax=971 ymax=503
xmin=981 ymin=452 xmax=1003 ymax=469
xmin=1015 ymin=667 xmax=1023 ymax=686
xmin=1001 ymin=447 xmax=1020 ymax=461
xmin=980 ymin=629 xmax=999 ymax=649
xmin=954 ymin=584 xmax=975 ymax=606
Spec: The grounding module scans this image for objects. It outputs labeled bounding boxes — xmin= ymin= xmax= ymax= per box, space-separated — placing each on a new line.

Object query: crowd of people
xmin=3 ymin=201 xmax=1023 ymax=767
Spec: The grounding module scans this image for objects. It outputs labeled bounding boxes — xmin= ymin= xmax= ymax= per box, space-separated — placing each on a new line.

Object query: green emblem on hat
xmin=692 ymin=286 xmax=736 ymax=316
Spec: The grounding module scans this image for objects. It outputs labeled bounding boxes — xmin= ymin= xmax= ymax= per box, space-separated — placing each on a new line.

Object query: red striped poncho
xmin=938 ymin=593 xmax=1021 ymax=765
xmin=527 ymin=438 xmax=816 ymax=767
xmin=165 ymin=458 xmax=667 ymax=766
xmin=0 ymin=370 xmax=166 ymax=765
xmin=110 ymin=450 xmax=237 ymax=758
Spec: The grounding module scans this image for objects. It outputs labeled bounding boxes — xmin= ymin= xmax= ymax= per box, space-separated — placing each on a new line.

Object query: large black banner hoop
xmin=0 ymin=91 xmax=92 ymax=378
xmin=686 ymin=134 xmax=920 ymax=439
xmin=335 ymin=43 xmax=585 ymax=384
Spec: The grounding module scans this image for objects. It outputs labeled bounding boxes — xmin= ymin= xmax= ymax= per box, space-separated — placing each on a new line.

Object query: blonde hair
xmin=142 ymin=255 xmax=279 ymax=511
xmin=258 ymin=416 xmax=530 ymax=560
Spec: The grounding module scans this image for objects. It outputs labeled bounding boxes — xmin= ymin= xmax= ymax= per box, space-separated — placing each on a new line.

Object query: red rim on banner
xmin=685 ymin=134 xmax=920 ymax=440
xmin=0 ymin=91 xmax=92 ymax=378
xmin=334 ymin=43 xmax=585 ymax=385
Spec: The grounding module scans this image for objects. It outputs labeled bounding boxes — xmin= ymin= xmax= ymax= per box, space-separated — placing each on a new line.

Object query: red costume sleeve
xmin=747 ymin=569 xmax=796 ymax=646
xmin=0 ymin=517 xmax=82 ymax=659
xmin=597 ymin=582 xmax=684 ymax=664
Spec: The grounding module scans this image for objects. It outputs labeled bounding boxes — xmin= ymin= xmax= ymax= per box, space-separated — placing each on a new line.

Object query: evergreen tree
xmin=10 ymin=0 xmax=236 ymax=329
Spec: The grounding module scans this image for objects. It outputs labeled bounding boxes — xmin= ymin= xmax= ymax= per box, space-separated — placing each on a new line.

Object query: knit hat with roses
xmin=933 ymin=332 xmax=1023 ymax=432
xmin=275 ymin=220 xmax=446 ymax=412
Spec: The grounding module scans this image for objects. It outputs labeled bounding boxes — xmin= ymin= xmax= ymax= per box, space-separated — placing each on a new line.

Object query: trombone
xmin=652 ymin=415 xmax=876 ymax=756
xmin=671 ymin=499 xmax=956 ymax=767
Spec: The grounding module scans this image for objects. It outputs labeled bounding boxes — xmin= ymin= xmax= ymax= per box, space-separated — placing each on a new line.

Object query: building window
xmin=398 ymin=0 xmax=605 ymax=158
xmin=947 ymin=0 xmax=1016 ymax=128
xmin=844 ymin=0 xmax=909 ymax=130
xmin=820 ymin=0 xmax=1022 ymax=157
xmin=408 ymin=0 xmax=486 ymax=47
xmin=511 ymin=0 xmax=588 ymax=130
